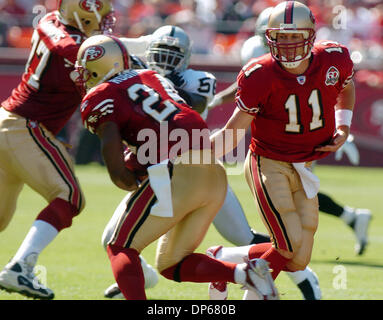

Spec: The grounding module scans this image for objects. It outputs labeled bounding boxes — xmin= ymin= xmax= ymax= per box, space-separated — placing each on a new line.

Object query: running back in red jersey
xmin=81 ymin=69 xmax=209 ymax=166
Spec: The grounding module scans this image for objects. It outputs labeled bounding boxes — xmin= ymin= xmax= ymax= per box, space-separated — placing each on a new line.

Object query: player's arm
xmin=96 ymin=121 xmax=138 ymax=191
xmin=316 ymin=80 xmax=355 ymax=152
xmin=167 ymin=70 xmax=215 ymax=114
xmin=119 ymin=35 xmax=152 ymax=56
xmin=208 ymin=82 xmax=238 ymax=110
xmin=210 ymin=108 xmax=253 ymax=158
xmin=176 ymin=88 xmax=207 ymax=113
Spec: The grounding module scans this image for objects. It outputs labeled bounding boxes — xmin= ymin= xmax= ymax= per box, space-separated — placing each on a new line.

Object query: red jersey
xmin=81 ymin=69 xmax=208 ymax=165
xmin=236 ymin=40 xmax=354 ymax=162
xmin=2 ymin=12 xmax=86 ymax=135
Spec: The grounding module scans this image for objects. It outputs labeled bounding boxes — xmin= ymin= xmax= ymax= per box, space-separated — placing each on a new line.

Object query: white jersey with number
xmin=180 ymin=69 xmax=216 ymax=120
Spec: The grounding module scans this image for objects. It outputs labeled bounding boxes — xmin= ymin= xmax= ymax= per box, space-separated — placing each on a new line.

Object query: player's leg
xmin=0 ymin=168 xmax=24 ymax=232
xmin=318 ymin=192 xmax=372 ymax=255
xmin=0 ymin=109 xmax=25 ymax=231
xmin=0 ymin=117 xmax=84 ymax=299
xmin=212 ymin=185 xmax=268 ymax=246
xmin=285 ymin=189 xmax=318 ymax=269
xmin=157 ymin=160 xmax=277 ymax=300
xmin=245 ymin=153 xmax=303 ymax=278
xmin=102 ymin=191 xmax=158 ymax=299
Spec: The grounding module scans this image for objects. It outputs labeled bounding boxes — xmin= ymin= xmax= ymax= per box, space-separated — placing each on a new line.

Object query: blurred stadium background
xmin=0 ymin=0 xmax=383 ymax=167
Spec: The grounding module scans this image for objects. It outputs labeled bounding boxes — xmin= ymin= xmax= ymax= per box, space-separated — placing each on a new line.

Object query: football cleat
xmin=241 ymin=258 xmax=279 ymax=300
xmin=104 ymin=282 xmax=124 ymax=299
xmin=352 ymin=209 xmax=372 ymax=255
xmin=0 ymin=255 xmax=54 ymax=300
xmin=206 ymin=245 xmax=228 ymax=300
xmin=296 ymin=267 xmax=322 ymax=300
xmin=104 ymin=255 xmax=158 ymax=299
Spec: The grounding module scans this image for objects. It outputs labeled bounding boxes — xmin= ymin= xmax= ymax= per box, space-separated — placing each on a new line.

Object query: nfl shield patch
xmin=297 ymin=75 xmax=306 ymax=85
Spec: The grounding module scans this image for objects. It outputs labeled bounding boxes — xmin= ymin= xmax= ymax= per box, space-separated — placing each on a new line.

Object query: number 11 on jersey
xmin=285 ymin=89 xmax=324 ymax=133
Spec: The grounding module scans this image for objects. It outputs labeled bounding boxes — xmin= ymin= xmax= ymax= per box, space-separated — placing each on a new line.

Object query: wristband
xmin=335 ymin=109 xmax=353 ymax=128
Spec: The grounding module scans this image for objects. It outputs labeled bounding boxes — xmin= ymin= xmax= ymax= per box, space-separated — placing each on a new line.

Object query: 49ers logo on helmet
xmin=84 ymin=45 xmax=105 ymax=61
xmin=80 ymin=0 xmax=103 ymax=12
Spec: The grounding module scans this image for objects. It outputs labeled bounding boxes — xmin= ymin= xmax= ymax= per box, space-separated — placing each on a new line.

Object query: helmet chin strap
xmin=73 ymin=11 xmax=85 ymax=34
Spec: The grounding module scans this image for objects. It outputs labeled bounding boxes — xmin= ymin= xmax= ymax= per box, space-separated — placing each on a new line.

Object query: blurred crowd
xmin=0 ymin=0 xmax=383 ymax=71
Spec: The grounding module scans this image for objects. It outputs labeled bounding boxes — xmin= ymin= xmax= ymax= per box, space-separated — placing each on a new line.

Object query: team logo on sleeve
xmin=325 ymin=66 xmax=340 ymax=86
xmin=80 ymin=0 xmax=103 ymax=12
xmin=84 ymin=46 xmax=105 ymax=61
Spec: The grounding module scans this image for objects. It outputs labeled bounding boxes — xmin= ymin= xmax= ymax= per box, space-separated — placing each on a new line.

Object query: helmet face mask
xmin=265 ymin=1 xmax=316 ymax=69
xmin=146 ymin=26 xmax=192 ymax=76
xmin=58 ymin=0 xmax=116 ymax=37
xmin=266 ymin=28 xmax=315 ymax=68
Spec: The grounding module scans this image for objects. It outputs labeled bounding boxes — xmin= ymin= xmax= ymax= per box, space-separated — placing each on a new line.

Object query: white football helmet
xmin=255 ymin=7 xmax=274 ymax=47
xmin=241 ymin=7 xmax=274 ymax=65
xmin=265 ymin=1 xmax=316 ymax=69
xmin=145 ymin=25 xmax=192 ymax=76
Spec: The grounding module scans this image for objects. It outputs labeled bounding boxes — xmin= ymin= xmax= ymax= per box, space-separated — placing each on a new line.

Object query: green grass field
xmin=0 ymin=163 xmax=382 ymax=300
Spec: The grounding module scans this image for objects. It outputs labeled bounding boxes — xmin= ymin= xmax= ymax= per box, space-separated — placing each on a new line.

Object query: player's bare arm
xmin=208 ymin=82 xmax=238 ymax=110
xmin=210 ymin=108 xmax=253 ymax=158
xmin=96 ymin=121 xmax=138 ymax=192
xmin=315 ymin=80 xmax=355 ymax=153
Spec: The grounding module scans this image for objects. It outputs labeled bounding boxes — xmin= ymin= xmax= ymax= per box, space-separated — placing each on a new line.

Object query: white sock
xmin=233 ymin=263 xmax=247 ymax=285
xmin=340 ymin=206 xmax=356 ymax=225
xmin=286 ymin=269 xmax=309 ymax=284
xmin=242 ymin=289 xmax=261 ymax=300
xmin=215 ymin=245 xmax=253 ymax=264
xmin=13 ymin=220 xmax=59 ymax=265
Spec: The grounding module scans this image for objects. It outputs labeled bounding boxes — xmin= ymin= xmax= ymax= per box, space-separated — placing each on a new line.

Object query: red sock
xmin=260 ymin=247 xmax=291 ymax=280
xmin=161 ymin=253 xmax=237 ymax=283
xmin=36 ymin=198 xmax=79 ymax=231
xmin=248 ymin=242 xmax=272 ymax=259
xmin=106 ymin=245 xmax=146 ymax=300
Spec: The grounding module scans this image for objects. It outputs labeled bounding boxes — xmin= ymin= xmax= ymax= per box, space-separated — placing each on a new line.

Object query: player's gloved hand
xmin=334 ymin=134 xmax=360 ymax=165
xmin=166 ymin=70 xmax=186 ymax=89
xmin=208 ymin=95 xmax=223 ymax=110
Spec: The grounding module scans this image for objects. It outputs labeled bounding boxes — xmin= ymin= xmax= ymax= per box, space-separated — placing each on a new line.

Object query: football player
xmin=0 ymin=0 xmax=115 ymax=299
xmin=209 ymin=5 xmax=372 ymax=258
xmin=103 ymin=25 xmax=277 ymax=300
xmin=210 ymin=0 xmax=356 ymax=297
xmin=76 ymin=34 xmax=279 ymax=300
xmin=210 ymin=2 xmax=372 ymax=299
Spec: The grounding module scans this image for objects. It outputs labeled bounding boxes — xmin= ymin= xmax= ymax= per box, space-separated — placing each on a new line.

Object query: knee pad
xmin=37 ymin=197 xmax=80 ymax=231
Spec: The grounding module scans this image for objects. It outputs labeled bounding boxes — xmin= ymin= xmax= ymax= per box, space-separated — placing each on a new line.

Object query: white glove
xmin=208 ymin=95 xmax=223 ymax=110
xmin=334 ymin=134 xmax=360 ymax=165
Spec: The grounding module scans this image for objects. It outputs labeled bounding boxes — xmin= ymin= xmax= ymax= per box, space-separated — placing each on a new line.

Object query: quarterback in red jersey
xmin=211 ymin=1 xmax=355 ymax=281
xmin=0 ymin=0 xmax=115 ymax=299
xmin=77 ymin=34 xmax=278 ymax=300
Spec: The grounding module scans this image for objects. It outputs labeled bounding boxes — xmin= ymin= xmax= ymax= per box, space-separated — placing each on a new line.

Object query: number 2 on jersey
xmin=127 ymin=83 xmax=179 ymax=122
xmin=285 ymin=89 xmax=324 ymax=133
